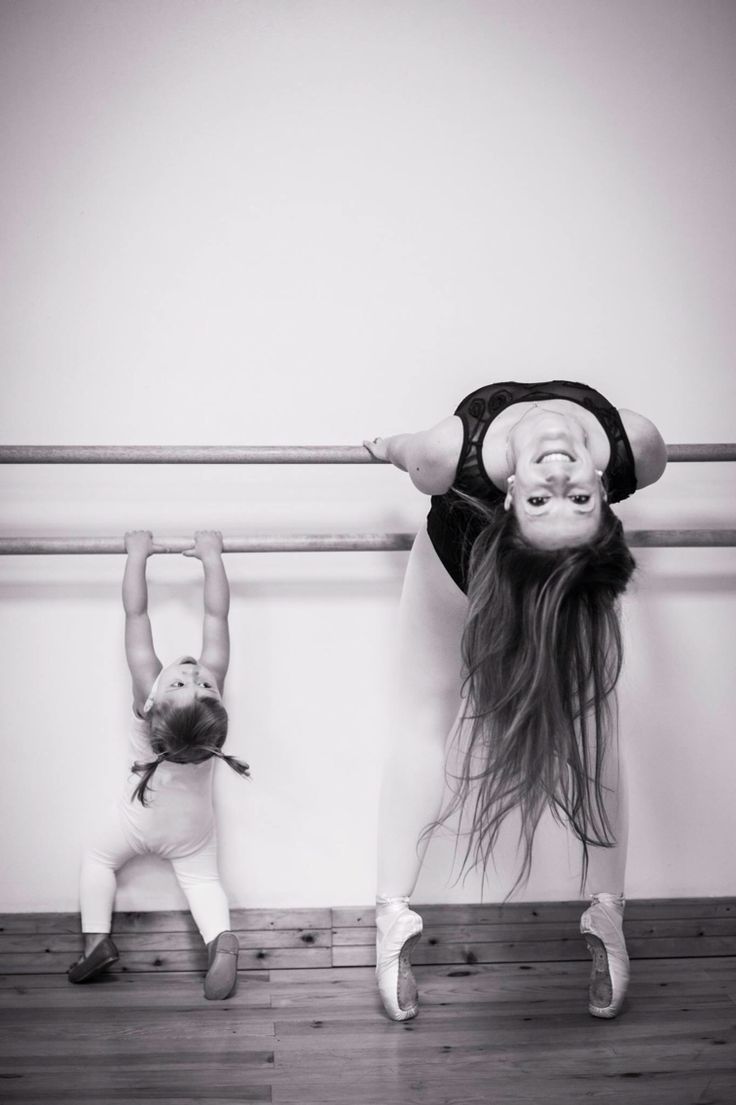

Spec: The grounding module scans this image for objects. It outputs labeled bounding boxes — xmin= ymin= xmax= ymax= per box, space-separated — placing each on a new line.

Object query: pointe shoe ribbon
xmin=375 ymin=901 xmax=423 ymax=1021
xmin=580 ymin=893 xmax=629 ymax=1018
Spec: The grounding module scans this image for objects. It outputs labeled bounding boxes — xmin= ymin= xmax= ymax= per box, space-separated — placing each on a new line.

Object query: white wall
xmin=1 ymin=0 xmax=734 ymax=912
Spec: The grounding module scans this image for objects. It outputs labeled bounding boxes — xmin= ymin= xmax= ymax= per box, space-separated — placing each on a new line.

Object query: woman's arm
xmin=618 ymin=410 xmax=668 ymax=489
xmin=123 ymin=531 xmax=162 ymax=715
xmin=184 ymin=531 xmax=230 ymax=692
xmin=364 ymin=415 xmax=463 ymax=495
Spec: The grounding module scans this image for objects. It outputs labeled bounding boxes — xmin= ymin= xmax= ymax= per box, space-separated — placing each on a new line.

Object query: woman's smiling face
xmin=507 ymin=412 xmax=604 ymax=548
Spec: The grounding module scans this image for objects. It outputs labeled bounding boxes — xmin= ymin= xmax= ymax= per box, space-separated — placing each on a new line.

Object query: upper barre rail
xmin=1 ymin=531 xmax=735 ymax=554
xmin=0 ymin=444 xmax=735 ymax=464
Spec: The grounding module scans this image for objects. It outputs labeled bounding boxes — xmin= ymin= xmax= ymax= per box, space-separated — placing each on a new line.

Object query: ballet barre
xmin=0 ymin=531 xmax=735 ymax=554
xmin=0 ymin=444 xmax=735 ymax=464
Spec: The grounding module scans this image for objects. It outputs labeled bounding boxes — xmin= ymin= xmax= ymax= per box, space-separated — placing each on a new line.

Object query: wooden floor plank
xmin=0 ymin=970 xmax=272 ymax=1010
xmin=0 ymin=1095 xmax=272 ymax=1105
xmin=0 ymin=1070 xmax=273 ymax=1104
xmin=333 ymin=917 xmax=736 ymax=945
xmin=0 ymin=1099 xmax=272 ymax=1105
xmin=270 ymin=1068 xmax=733 ymax=1105
xmin=333 ymin=935 xmax=736 ymax=967
xmin=0 ymin=946 xmax=331 ymax=974
xmin=279 ymin=1029 xmax=735 ymax=1068
xmin=2 ymin=929 xmax=330 ymax=954
xmin=270 ymin=1001 xmax=736 ymax=1038
xmin=0 ymin=907 xmax=330 ymax=935
xmin=0 ymin=1008 xmax=276 ymax=1042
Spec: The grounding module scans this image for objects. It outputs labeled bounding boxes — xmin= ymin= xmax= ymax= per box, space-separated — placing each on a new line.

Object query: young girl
xmin=68 ymin=529 xmax=249 ymax=999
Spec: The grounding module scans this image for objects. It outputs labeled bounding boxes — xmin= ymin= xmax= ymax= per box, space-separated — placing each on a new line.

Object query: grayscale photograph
xmin=0 ymin=2 xmax=734 ymax=1102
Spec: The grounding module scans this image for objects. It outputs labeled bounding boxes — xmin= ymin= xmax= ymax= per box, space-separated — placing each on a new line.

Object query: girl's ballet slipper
xmin=204 ymin=930 xmax=239 ymax=1000
xmin=375 ymin=898 xmax=423 ymax=1021
xmin=67 ymin=936 xmax=119 ymax=984
xmin=580 ymin=892 xmax=630 ymax=1018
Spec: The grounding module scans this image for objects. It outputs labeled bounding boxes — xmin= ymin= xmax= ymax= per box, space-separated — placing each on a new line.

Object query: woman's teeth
xmin=539 ymin=452 xmax=573 ymax=463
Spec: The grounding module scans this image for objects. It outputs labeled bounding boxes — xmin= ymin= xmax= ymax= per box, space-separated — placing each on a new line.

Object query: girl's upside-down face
xmin=152 ymin=656 xmax=222 ymax=708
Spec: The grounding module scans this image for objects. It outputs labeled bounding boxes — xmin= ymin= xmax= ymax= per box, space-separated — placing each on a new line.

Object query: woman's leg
xmin=580 ymin=714 xmax=630 ymax=1018
xmin=584 ymin=736 xmax=629 ymax=897
xmin=375 ymin=525 xmax=467 ymax=1020
xmin=377 ymin=525 xmax=468 ymax=898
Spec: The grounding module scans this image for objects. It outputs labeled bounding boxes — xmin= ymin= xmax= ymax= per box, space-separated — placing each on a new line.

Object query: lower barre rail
xmin=0 ymin=531 xmax=734 ymax=554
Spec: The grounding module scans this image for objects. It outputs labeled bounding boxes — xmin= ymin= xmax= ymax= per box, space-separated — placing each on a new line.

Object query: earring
xmin=504 ymin=475 xmax=515 ymax=512
xmin=596 ymin=470 xmax=608 ymax=503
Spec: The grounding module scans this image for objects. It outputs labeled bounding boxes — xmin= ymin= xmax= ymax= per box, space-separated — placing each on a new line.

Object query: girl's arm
xmin=363 ymin=415 xmax=463 ymax=494
xmin=184 ymin=531 xmax=230 ymax=692
xmin=123 ymin=531 xmax=162 ymax=715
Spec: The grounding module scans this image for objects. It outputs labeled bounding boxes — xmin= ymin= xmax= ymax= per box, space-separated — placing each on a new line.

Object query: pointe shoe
xmin=580 ymin=893 xmax=629 ymax=1018
xmin=204 ymin=930 xmax=239 ymax=1000
xmin=375 ymin=899 xmax=423 ymax=1021
xmin=67 ymin=936 xmax=119 ymax=984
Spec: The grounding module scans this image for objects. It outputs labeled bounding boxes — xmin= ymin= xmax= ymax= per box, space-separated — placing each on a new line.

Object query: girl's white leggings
xmin=79 ymin=821 xmax=230 ymax=944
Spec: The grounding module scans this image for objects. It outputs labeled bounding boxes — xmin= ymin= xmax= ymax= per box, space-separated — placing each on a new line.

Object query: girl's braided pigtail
xmin=198 ymin=745 xmax=250 ymax=779
xmin=218 ymin=751 xmax=250 ymax=778
xmin=131 ymin=753 xmax=167 ymax=807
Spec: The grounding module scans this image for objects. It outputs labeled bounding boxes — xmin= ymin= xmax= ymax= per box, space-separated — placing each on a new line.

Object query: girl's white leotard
xmin=118 ymin=712 xmax=216 ymax=860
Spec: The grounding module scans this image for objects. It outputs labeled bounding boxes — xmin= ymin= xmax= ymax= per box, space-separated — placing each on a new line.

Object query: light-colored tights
xmin=377 ymin=524 xmax=628 ymax=902
xmin=80 ymin=827 xmax=230 ymax=945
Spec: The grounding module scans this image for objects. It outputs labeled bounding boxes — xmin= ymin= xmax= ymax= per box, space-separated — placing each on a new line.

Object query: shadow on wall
xmin=2 ymin=564 xmax=735 ymax=604
xmin=0 ymin=573 xmax=408 ymax=603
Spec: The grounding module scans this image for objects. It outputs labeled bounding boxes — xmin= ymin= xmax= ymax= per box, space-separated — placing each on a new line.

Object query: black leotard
xmin=425 ymin=380 xmax=638 ymax=592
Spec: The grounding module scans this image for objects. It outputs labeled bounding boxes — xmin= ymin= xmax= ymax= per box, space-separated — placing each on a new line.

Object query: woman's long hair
xmin=132 ymin=697 xmax=249 ymax=806
xmin=443 ymin=496 xmax=635 ymax=895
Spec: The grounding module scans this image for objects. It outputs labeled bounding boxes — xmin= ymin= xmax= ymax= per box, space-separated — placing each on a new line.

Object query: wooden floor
xmin=1 ymin=957 xmax=735 ymax=1105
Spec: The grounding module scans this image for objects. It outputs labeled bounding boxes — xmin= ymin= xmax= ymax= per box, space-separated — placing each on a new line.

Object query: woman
xmin=364 ymin=380 xmax=667 ymax=1023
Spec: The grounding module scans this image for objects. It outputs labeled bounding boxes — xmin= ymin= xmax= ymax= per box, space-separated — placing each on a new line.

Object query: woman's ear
xmin=504 ymin=475 xmax=515 ymax=511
